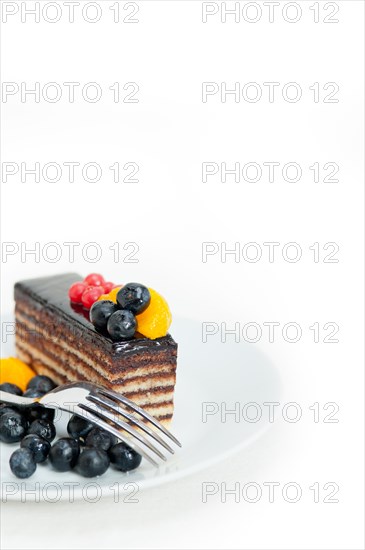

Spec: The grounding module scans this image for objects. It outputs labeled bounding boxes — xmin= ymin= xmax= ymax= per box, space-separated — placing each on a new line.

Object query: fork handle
xmin=0 ymin=391 xmax=39 ymax=407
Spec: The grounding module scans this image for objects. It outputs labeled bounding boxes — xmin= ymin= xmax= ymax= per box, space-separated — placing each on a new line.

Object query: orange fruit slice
xmin=136 ymin=288 xmax=172 ymax=339
xmin=0 ymin=357 xmax=35 ymax=392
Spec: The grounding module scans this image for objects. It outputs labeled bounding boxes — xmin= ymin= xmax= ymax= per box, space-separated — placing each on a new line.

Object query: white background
xmin=0 ymin=1 xmax=364 ymax=549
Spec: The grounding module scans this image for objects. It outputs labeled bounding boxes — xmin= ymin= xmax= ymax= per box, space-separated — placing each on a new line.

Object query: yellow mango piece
xmin=0 ymin=357 xmax=35 ymax=391
xmin=136 ymin=288 xmax=172 ymax=339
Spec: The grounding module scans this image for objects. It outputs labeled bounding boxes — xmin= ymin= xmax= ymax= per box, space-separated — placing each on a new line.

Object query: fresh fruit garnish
xmin=67 ymin=415 xmax=94 ymax=442
xmin=109 ymin=441 xmax=142 ymax=472
xmin=136 ymin=288 xmax=172 ymax=339
xmin=68 ymin=281 xmax=87 ymax=304
xmin=28 ymin=419 xmax=56 ymax=443
xmin=0 ymin=382 xmax=22 ymax=396
xmin=69 ymin=275 xmax=118 ymax=309
xmin=0 ymin=357 xmax=35 ymax=392
xmin=0 ymin=405 xmax=20 ymax=418
xmin=23 ymin=388 xmax=45 ymax=398
xmin=49 ymin=438 xmax=80 ymax=472
xmin=9 ymin=448 xmax=37 ymax=479
xmin=26 ymin=375 xmax=56 ymax=394
xmin=91 ymin=297 xmax=138 ymax=340
xmin=116 ymin=283 xmax=151 ymax=315
xmin=26 ymin=403 xmax=55 ymax=423
xmin=85 ymin=427 xmax=117 ymax=451
xmin=102 ymin=281 xmax=114 ymax=293
xmin=21 ymin=434 xmax=51 ymax=464
xmin=69 ymin=275 xmax=172 ymax=341
xmin=107 ymin=310 xmax=137 ymax=341
xmin=83 ymin=273 xmax=105 ymax=287
xmin=77 ymin=447 xmax=110 ymax=477
xmin=90 ymin=300 xmax=119 ymax=331
xmin=98 ymin=286 xmax=122 ymax=303
xmin=0 ymin=411 xmax=28 ymax=443
xmin=81 ymin=286 xmax=105 ymax=309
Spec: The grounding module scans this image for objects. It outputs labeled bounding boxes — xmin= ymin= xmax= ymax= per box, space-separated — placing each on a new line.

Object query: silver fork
xmin=0 ymin=381 xmax=181 ymax=467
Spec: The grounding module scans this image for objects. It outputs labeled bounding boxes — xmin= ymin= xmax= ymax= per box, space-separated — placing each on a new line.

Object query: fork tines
xmin=77 ymin=386 xmax=181 ymax=467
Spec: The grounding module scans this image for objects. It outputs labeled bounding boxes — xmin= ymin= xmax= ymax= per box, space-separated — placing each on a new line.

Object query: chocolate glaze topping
xmin=14 ymin=273 xmax=177 ymax=356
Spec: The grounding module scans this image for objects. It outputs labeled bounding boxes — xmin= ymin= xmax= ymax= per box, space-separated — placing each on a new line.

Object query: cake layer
xmin=16 ymin=340 xmax=175 ymax=397
xmin=14 ymin=273 xmax=178 ymax=425
xmin=16 ymin=345 xmax=174 ymax=425
xmin=16 ymin=337 xmax=175 ymax=402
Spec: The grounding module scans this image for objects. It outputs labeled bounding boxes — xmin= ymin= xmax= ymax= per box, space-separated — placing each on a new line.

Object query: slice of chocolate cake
xmin=14 ymin=273 xmax=178 ymax=425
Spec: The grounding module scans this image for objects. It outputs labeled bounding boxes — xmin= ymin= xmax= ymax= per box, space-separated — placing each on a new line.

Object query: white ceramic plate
xmin=0 ymin=317 xmax=281 ymax=501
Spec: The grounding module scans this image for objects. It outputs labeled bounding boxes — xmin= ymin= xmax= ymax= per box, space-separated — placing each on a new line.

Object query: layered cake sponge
xmin=14 ymin=273 xmax=178 ymax=425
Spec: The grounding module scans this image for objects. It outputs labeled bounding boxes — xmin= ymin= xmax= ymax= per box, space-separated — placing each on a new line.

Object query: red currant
xmin=83 ymin=273 xmax=105 ymax=287
xmin=103 ymin=281 xmax=114 ymax=293
xmin=81 ymin=286 xmax=105 ymax=309
xmin=68 ymin=282 xmax=87 ymax=304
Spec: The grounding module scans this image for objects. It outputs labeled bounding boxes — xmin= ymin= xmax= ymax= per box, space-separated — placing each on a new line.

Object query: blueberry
xmin=67 ymin=414 xmax=94 ymax=442
xmin=23 ymin=388 xmax=45 ymax=398
xmin=85 ymin=427 xmax=117 ymax=451
xmin=0 ymin=404 xmax=21 ymax=418
xmin=107 ymin=310 xmax=137 ymax=341
xmin=0 ymin=411 xmax=28 ymax=443
xmin=76 ymin=447 xmax=110 ymax=477
xmin=21 ymin=434 xmax=51 ymax=463
xmin=26 ymin=403 xmax=55 ymax=423
xmin=116 ymin=283 xmax=151 ymax=315
xmin=90 ymin=300 xmax=119 ymax=331
xmin=26 ymin=375 xmax=56 ymax=394
xmin=28 ymin=419 xmax=56 ymax=442
xmin=0 ymin=383 xmax=22 ymax=396
xmin=49 ymin=438 xmax=80 ymax=471
xmin=109 ymin=442 xmax=142 ymax=472
xmin=9 ymin=448 xmax=37 ymax=479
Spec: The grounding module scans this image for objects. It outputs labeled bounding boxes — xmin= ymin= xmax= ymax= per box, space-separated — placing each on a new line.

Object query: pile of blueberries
xmin=90 ymin=282 xmax=150 ymax=340
xmin=0 ymin=376 xmax=142 ymax=479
